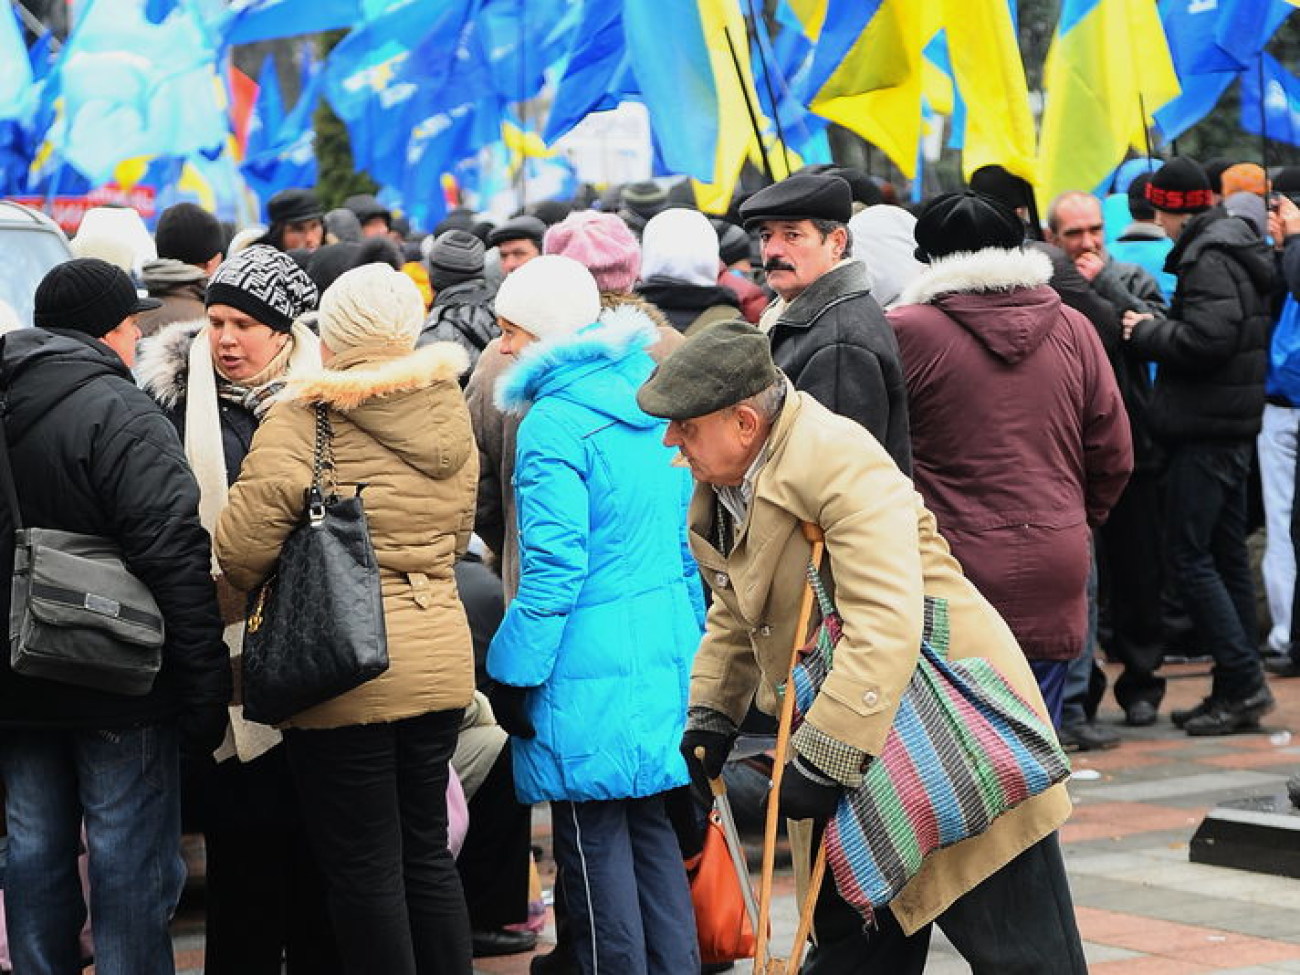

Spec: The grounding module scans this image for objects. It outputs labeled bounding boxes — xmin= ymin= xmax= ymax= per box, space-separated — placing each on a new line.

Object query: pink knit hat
xmin=543 ymin=211 xmax=641 ymax=293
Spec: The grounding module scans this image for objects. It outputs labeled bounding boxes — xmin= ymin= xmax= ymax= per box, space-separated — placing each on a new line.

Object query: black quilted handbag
xmin=241 ymin=404 xmax=389 ymax=725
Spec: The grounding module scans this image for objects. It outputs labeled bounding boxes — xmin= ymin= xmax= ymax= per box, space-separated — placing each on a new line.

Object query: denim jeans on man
xmin=0 ymin=724 xmax=184 ymax=975
xmin=1164 ymin=441 xmax=1262 ymax=700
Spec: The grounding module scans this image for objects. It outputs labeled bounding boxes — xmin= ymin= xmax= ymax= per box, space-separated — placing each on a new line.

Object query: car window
xmin=0 ymin=227 xmax=73 ymax=328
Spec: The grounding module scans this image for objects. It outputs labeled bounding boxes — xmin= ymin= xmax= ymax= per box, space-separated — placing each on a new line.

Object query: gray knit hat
xmin=426 ymin=229 xmax=485 ymax=291
xmin=637 ymin=319 xmax=778 ymax=420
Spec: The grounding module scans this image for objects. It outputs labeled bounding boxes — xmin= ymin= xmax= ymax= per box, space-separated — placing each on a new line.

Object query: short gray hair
xmin=811 ymin=218 xmax=853 ymax=258
xmin=736 ymin=379 xmax=787 ymax=424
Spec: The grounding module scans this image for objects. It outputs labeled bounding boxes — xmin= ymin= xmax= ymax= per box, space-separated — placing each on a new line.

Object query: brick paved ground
xmin=154 ymin=660 xmax=1300 ymax=974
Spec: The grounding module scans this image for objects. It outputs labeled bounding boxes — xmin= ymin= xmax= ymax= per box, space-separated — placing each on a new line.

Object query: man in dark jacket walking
xmin=739 ymin=174 xmax=911 ymax=472
xmin=419 ymin=229 xmax=498 ymax=378
xmin=1125 ymin=157 xmax=1277 ymax=735
xmin=0 ymin=259 xmax=230 ymax=973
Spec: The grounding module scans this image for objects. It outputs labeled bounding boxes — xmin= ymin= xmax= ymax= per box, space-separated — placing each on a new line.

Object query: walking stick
xmin=754 ymin=522 xmax=828 ymax=975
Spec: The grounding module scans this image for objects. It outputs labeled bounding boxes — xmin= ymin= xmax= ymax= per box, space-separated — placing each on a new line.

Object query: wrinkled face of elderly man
xmin=661 ymin=388 xmax=782 ymax=487
xmin=756 ymin=219 xmax=848 ymax=302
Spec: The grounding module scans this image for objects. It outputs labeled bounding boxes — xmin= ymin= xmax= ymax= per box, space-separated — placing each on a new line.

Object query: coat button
xmin=759 ymin=624 xmax=772 ymax=637
xmin=863 ymin=690 xmax=879 ymax=707
xmin=715 ymin=572 xmax=730 ymax=589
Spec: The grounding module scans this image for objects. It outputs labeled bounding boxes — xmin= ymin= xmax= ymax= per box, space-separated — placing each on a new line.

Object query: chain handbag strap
xmin=309 ymin=403 xmax=338 ymax=524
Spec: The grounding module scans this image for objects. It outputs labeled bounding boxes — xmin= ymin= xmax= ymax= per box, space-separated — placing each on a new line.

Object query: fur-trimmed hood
xmin=135 ymin=317 xmax=205 ymax=409
xmin=494 ymin=303 xmax=660 ymax=422
xmin=893 ymin=248 xmax=1062 ymax=365
xmin=285 ymin=342 xmax=471 ymax=480
xmin=284 ymin=342 xmax=469 ymax=409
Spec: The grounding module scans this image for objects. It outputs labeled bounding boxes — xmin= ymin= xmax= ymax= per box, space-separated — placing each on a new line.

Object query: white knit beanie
xmin=319 ymin=263 xmax=425 ymax=352
xmin=640 ymin=208 xmax=719 ymax=287
xmin=493 ymin=254 xmax=601 ymax=340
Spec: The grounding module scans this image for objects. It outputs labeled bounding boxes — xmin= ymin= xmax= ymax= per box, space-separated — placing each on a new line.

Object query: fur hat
xmin=493 ymin=255 xmax=601 ymax=340
xmin=913 ymin=192 xmax=1024 ymax=262
xmin=1146 ymin=158 xmax=1214 ymax=213
xmin=544 ymin=211 xmax=641 ymax=293
xmin=319 ymin=263 xmax=425 ymax=353
xmin=206 ymin=244 xmax=318 ymax=332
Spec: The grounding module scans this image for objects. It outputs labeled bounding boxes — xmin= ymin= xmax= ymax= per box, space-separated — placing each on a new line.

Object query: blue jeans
xmin=1164 ymin=441 xmax=1262 ymax=700
xmin=0 ymin=724 xmax=184 ymax=975
xmin=551 ymin=794 xmax=699 ymax=975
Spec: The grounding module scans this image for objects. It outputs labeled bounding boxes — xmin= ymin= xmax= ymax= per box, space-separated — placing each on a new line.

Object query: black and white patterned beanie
xmin=206 ymin=244 xmax=319 ymax=333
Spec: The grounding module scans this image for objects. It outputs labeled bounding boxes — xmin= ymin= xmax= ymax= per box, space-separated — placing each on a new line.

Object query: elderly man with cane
xmin=639 ymin=320 xmax=1085 ymax=973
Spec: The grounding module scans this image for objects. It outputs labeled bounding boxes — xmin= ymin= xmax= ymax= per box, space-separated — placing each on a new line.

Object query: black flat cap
xmin=267 ymin=188 xmax=323 ymax=225
xmin=913 ymin=192 xmax=1024 ymax=262
xmin=637 ymin=319 xmax=778 ymax=421
xmin=488 ymin=215 xmax=547 ymax=249
xmin=738 ymin=174 xmax=852 ymax=229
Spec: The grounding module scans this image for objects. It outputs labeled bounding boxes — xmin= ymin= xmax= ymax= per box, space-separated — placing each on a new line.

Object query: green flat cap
xmin=637 ymin=319 xmax=778 ymax=421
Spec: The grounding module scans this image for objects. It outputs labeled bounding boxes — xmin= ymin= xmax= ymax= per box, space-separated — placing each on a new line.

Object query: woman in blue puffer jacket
xmin=486 ymin=255 xmax=704 ymax=975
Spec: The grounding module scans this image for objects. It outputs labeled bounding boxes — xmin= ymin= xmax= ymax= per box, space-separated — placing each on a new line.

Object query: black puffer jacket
xmin=766 ymin=259 xmax=911 ymax=473
xmin=635 ymin=277 xmax=741 ymax=333
xmin=1128 ymin=208 xmax=1275 ymax=444
xmin=418 ymin=277 xmax=498 ymax=379
xmin=0 ymin=328 xmax=228 ymax=729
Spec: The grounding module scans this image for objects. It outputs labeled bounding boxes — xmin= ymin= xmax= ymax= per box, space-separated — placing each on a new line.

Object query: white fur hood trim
xmin=896 ymin=247 xmax=1053 ymax=307
xmin=135 ymin=317 xmax=205 ymax=408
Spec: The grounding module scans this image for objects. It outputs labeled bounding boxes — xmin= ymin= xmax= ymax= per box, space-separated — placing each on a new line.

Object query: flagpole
xmin=745 ymin=0 xmax=790 ymax=178
xmin=516 ymin=0 xmax=528 ymax=211
xmin=721 ymin=21 xmax=776 ymax=184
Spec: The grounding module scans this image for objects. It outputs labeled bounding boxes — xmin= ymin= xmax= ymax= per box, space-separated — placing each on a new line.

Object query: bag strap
xmin=308 ymin=403 xmax=337 ymax=523
xmin=0 ymin=399 xmax=24 ymax=530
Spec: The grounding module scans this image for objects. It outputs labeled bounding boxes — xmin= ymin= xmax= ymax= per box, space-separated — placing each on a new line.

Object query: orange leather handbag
xmin=686 ymin=808 xmax=756 ymax=964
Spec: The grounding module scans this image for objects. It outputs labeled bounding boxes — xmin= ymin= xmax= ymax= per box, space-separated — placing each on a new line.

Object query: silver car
xmin=0 ymin=200 xmax=72 ymax=329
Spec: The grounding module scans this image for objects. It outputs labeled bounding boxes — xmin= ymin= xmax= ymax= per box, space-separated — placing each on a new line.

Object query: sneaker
xmin=1171 ymin=696 xmax=1214 ymax=728
xmin=1183 ymin=686 xmax=1276 ymax=736
xmin=1265 ymin=657 xmax=1300 ymax=678
xmin=1058 ymin=721 xmax=1121 ymax=752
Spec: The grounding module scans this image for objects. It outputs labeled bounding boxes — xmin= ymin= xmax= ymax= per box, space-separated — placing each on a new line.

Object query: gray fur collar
xmin=897 ymin=247 xmax=1053 ymax=307
xmin=135 ymin=317 xmax=205 ymax=409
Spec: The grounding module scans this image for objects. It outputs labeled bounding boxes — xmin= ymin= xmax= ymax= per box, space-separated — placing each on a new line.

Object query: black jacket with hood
xmin=0 ymin=327 xmax=228 ymax=729
xmin=1128 ymin=207 xmax=1275 ymax=444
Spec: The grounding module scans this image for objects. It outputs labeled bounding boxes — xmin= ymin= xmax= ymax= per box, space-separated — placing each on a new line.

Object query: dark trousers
xmin=550 ymin=793 xmax=699 ymax=975
xmin=1288 ymin=437 xmax=1300 ymax=659
xmin=1098 ymin=471 xmax=1167 ymax=708
xmin=803 ymin=833 xmax=1086 ymax=974
xmin=456 ymin=743 xmax=531 ymax=930
xmin=285 ymin=709 xmax=472 ymax=975
xmin=1164 ymin=441 xmax=1262 ymax=700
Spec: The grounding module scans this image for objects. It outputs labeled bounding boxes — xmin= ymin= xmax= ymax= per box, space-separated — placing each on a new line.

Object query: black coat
xmin=636 ymin=277 xmax=741 ymax=334
xmin=1128 ymin=208 xmax=1275 ymax=444
xmin=768 ymin=260 xmax=911 ymax=473
xmin=0 ymin=328 xmax=228 ymax=729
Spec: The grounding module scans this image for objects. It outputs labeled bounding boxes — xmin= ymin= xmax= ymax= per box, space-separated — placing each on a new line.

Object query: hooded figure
xmin=635 ymin=208 xmax=740 ymax=333
xmin=888 ymin=192 xmax=1133 ymax=722
xmin=486 ymin=255 xmax=703 ymax=975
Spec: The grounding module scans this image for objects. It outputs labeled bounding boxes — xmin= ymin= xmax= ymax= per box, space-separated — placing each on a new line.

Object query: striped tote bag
xmin=788 ymin=565 xmax=1071 ymax=924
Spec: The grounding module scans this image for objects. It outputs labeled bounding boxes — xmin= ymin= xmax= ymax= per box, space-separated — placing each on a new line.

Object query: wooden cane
xmin=754 ymin=522 xmax=825 ymax=975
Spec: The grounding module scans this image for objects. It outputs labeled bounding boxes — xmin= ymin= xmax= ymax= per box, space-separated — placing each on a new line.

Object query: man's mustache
xmin=763 ymin=259 xmax=796 ymax=273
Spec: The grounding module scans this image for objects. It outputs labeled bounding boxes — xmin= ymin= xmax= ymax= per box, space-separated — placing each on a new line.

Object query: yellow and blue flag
xmin=1037 ymin=0 xmax=1180 ymax=209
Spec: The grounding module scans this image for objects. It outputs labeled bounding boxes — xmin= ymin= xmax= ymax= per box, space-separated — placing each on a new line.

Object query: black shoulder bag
xmin=241 ymin=403 xmax=388 ymax=725
xmin=0 ymin=404 xmax=165 ymax=695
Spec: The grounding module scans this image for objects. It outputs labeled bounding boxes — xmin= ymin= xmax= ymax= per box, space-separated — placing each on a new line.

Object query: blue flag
xmin=242 ymin=56 xmax=322 ymax=205
xmin=1155 ymin=0 xmax=1293 ymax=140
xmin=543 ymin=0 xmax=637 ymax=143
xmin=1241 ymin=52 xmax=1300 ymax=146
xmin=477 ymin=0 xmax=576 ymax=103
xmin=245 ymin=56 xmax=284 ymax=160
xmin=0 ymin=5 xmax=32 ymax=121
xmin=225 ymin=0 xmax=365 ymax=45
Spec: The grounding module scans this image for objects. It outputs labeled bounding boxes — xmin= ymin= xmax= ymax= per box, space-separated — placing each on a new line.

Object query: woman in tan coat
xmin=215 ymin=263 xmax=478 ymax=975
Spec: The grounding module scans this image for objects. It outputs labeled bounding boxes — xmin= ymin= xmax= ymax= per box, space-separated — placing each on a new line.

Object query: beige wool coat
xmin=688 ymin=386 xmax=1072 ymax=934
xmin=214 ymin=341 xmax=479 ymax=729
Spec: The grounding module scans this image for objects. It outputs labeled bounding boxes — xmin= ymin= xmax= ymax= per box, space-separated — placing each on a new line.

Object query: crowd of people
xmin=0 ymin=151 xmax=1298 ymax=975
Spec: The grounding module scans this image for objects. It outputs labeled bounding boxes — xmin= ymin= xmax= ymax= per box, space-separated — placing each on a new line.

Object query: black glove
xmin=681 ymin=728 xmax=736 ymax=793
xmin=489 ymin=683 xmax=536 ymax=740
xmin=178 ymin=703 xmax=229 ymax=760
xmin=778 ymin=755 xmax=841 ymax=823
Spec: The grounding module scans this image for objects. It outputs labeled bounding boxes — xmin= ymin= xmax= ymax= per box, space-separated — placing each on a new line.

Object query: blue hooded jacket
xmin=487 ymin=306 xmax=704 ymax=804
